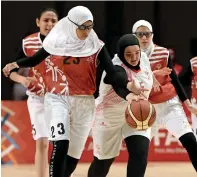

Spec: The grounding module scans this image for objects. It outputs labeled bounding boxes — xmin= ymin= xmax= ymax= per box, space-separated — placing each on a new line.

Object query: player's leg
xmin=87 ymin=107 xmax=123 ymax=177
xmin=35 ymin=138 xmax=49 ymax=177
xmin=88 ymin=156 xmax=115 ymax=177
xmin=179 ymin=132 xmax=197 ymax=172
xmin=191 ymin=113 xmax=197 ymax=140
xmin=87 ymin=127 xmax=121 ymax=177
xmin=66 ymin=95 xmax=96 ymax=176
xmin=123 ymin=123 xmax=151 ymax=177
xmin=27 ymin=95 xmax=49 ymax=177
xmin=44 ymin=93 xmax=71 ymax=177
xmin=163 ymin=97 xmax=197 ymax=172
xmin=64 ymin=155 xmax=79 ymax=177
xmin=88 ymin=107 xmax=124 ymax=177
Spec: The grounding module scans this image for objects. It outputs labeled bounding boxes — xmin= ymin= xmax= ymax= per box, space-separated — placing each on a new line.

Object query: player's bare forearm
xmin=152 ymin=73 xmax=161 ymax=92
xmin=153 ymin=67 xmax=172 ymax=76
xmin=9 ymin=72 xmax=26 ymax=84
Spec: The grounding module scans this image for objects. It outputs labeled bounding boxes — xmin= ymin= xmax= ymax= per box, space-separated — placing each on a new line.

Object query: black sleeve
xmin=15 ymin=48 xmax=50 ymax=68
xmin=94 ymin=63 xmax=104 ymax=99
xmin=104 ymin=65 xmax=131 ymax=100
xmin=168 ymin=56 xmax=188 ymax=102
xmin=15 ymin=47 xmax=27 ymax=60
xmin=179 ymin=63 xmax=193 ymax=100
xmin=98 ymin=46 xmax=128 ymax=88
xmin=10 ymin=45 xmax=27 ymax=73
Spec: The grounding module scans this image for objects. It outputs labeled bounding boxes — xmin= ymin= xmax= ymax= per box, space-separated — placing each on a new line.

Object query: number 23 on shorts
xmin=51 ymin=123 xmax=65 ymax=138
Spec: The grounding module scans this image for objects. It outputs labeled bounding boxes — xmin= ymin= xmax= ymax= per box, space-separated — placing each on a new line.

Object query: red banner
xmin=80 ymin=129 xmax=189 ymax=162
xmin=1 ymin=101 xmax=35 ymax=164
xmin=1 ymin=101 xmax=190 ymax=164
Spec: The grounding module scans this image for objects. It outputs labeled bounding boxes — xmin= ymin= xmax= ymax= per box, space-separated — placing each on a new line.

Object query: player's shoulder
xmin=150 ymin=44 xmax=169 ymax=60
xmin=23 ymin=32 xmax=39 ymax=41
xmin=190 ymin=56 xmax=197 ymax=66
xmin=154 ymin=44 xmax=168 ymax=52
xmin=190 ymin=56 xmax=197 ymax=62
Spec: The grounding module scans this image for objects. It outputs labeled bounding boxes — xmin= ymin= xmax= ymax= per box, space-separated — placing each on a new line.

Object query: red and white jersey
xmin=96 ymin=52 xmax=153 ymax=116
xmin=190 ymin=57 xmax=197 ymax=104
xmin=148 ymin=45 xmax=177 ymax=104
xmin=44 ymin=50 xmax=101 ymax=95
xmin=23 ymin=32 xmax=46 ymax=96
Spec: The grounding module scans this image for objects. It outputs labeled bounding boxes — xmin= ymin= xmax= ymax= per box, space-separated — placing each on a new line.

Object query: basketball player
xmin=168 ymin=48 xmax=183 ymax=75
xmin=88 ymin=34 xmax=156 ymax=177
xmin=179 ymin=56 xmax=197 ymax=140
xmin=133 ymin=20 xmax=197 ymax=172
xmin=2 ymin=6 xmax=143 ymax=177
xmin=7 ymin=8 xmax=59 ymax=177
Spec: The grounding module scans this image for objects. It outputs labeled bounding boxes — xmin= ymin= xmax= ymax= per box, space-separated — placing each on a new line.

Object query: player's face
xmin=76 ymin=20 xmax=94 ymax=40
xmin=36 ymin=11 xmax=58 ymax=36
xmin=135 ymin=26 xmax=153 ymax=50
xmin=124 ymin=45 xmax=141 ymax=66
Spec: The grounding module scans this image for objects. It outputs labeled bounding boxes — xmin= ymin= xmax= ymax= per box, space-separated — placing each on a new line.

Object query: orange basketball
xmin=125 ymin=100 xmax=156 ymax=130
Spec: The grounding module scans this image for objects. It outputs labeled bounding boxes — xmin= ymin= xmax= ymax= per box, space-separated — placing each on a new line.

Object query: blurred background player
xmin=167 ymin=47 xmax=191 ymax=131
xmin=179 ymin=56 xmax=197 ymax=140
xmin=7 ymin=8 xmax=59 ymax=177
xmin=168 ymin=48 xmax=183 ymax=75
xmin=133 ymin=19 xmax=197 ymax=172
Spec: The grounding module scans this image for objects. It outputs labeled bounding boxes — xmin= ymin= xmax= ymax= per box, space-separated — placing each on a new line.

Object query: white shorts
xmin=27 ymin=95 xmax=49 ymax=140
xmin=44 ymin=92 xmax=95 ymax=159
xmin=92 ymin=104 xmax=151 ymax=160
xmin=152 ymin=96 xmax=192 ymax=139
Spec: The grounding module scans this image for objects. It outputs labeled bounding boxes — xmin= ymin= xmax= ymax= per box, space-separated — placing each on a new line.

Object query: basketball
xmin=125 ymin=100 xmax=156 ymax=130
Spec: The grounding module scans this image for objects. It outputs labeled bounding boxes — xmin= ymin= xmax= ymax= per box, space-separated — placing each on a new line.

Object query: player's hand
xmin=20 ymin=76 xmax=37 ymax=88
xmin=126 ymin=93 xmax=146 ymax=104
xmin=184 ymin=99 xmax=197 ymax=116
xmin=153 ymin=67 xmax=172 ymax=76
xmin=127 ymin=80 xmax=149 ymax=95
xmin=152 ymin=75 xmax=161 ymax=92
xmin=3 ymin=62 xmax=19 ymax=77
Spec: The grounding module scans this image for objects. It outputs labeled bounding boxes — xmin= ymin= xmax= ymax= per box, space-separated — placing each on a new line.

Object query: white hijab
xmin=43 ymin=6 xmax=104 ymax=57
xmin=132 ymin=20 xmax=154 ymax=57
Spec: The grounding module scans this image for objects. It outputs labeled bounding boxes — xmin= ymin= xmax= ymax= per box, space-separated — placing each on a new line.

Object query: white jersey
xmin=96 ymin=52 xmax=153 ymax=116
xmin=93 ymin=52 xmax=153 ymax=159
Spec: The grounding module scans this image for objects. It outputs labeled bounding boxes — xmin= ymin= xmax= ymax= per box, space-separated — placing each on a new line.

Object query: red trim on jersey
xmin=148 ymin=45 xmax=176 ymax=104
xmin=23 ymin=32 xmax=46 ymax=96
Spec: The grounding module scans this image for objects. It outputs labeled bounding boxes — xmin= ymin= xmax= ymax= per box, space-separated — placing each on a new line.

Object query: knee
xmin=36 ymin=138 xmax=49 ymax=152
xmin=125 ymin=136 xmax=149 ymax=164
xmin=179 ymin=132 xmax=197 ymax=148
xmin=89 ymin=157 xmax=114 ymax=177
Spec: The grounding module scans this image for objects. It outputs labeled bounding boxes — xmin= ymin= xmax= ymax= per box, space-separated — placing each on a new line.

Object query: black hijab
xmin=117 ymin=34 xmax=140 ymax=70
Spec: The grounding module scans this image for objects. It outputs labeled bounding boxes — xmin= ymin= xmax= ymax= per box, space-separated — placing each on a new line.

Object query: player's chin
xmin=44 ymin=29 xmax=51 ymax=36
xmin=81 ymin=35 xmax=88 ymax=40
xmin=141 ymin=44 xmax=149 ymax=50
xmin=129 ymin=60 xmax=139 ymax=66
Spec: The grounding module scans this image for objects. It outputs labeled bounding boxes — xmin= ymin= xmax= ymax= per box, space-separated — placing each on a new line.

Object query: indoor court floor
xmin=2 ymin=162 xmax=196 ymax=177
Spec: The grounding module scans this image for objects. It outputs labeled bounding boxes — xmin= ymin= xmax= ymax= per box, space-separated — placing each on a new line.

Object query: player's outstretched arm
xmin=2 ymin=48 xmax=50 ymax=77
xmin=98 ymin=46 xmax=129 ymax=88
xmin=9 ymin=72 xmax=35 ymax=88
